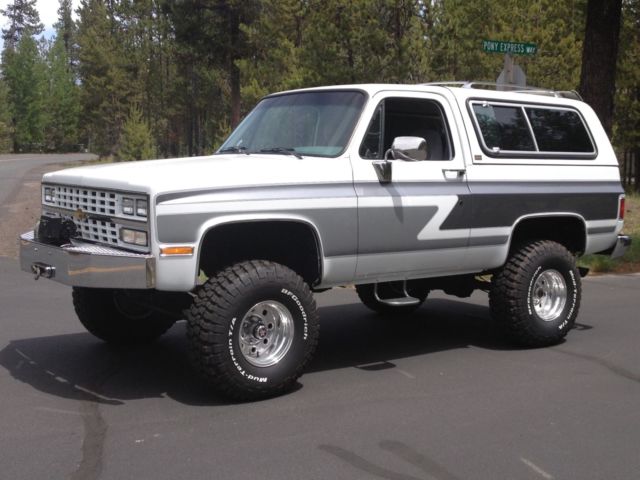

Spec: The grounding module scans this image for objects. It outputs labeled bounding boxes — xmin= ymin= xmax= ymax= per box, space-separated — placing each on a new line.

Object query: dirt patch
xmin=0 ymin=163 xmax=66 ymax=258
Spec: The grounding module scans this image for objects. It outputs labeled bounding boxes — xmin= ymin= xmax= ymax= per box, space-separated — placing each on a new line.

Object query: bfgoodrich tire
xmin=72 ymin=288 xmax=177 ymax=344
xmin=186 ymin=260 xmax=320 ymax=401
xmin=490 ymin=240 xmax=581 ymax=347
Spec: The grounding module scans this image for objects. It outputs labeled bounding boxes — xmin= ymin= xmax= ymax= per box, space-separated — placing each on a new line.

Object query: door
xmin=350 ymin=91 xmax=471 ymax=281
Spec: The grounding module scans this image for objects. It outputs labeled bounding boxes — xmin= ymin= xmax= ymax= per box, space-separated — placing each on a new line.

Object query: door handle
xmin=442 ymin=168 xmax=466 ymax=179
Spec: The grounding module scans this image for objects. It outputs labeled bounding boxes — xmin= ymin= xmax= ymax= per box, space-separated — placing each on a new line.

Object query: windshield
xmin=218 ymin=90 xmax=367 ymax=157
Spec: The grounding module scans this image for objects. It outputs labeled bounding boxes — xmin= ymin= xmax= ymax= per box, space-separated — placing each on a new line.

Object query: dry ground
xmin=0 ymin=162 xmax=67 ymax=258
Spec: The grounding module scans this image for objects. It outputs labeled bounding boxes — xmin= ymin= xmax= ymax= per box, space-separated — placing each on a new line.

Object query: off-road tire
xmin=490 ymin=240 xmax=581 ymax=347
xmin=186 ymin=260 xmax=320 ymax=401
xmin=355 ymin=282 xmax=429 ymax=315
xmin=72 ymin=288 xmax=177 ymax=344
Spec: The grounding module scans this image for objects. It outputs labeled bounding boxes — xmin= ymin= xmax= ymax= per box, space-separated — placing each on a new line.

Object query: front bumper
xmin=19 ymin=231 xmax=155 ymax=289
xmin=609 ymin=235 xmax=632 ymax=259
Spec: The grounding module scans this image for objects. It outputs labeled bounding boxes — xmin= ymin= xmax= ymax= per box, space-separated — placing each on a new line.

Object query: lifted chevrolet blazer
xmin=20 ymin=82 xmax=630 ymax=400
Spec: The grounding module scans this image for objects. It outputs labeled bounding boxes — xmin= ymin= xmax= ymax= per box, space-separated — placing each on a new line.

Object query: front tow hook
xmin=31 ymin=262 xmax=55 ymax=280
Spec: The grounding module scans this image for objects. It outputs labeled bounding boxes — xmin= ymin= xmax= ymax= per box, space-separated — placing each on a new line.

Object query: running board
xmin=374 ymin=281 xmax=421 ymax=306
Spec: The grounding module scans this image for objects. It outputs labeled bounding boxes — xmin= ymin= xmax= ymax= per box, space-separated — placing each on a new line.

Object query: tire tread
xmin=186 ymin=260 xmax=319 ymax=401
xmin=490 ymin=240 xmax=581 ymax=347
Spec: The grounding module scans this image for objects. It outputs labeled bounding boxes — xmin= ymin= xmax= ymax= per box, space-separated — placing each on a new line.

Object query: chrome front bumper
xmin=19 ymin=231 xmax=155 ymax=289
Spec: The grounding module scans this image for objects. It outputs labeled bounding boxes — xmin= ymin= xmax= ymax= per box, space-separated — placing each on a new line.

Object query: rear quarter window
xmin=469 ymin=100 xmax=596 ymax=158
xmin=525 ymin=108 xmax=594 ymax=153
xmin=472 ymin=103 xmax=535 ymax=152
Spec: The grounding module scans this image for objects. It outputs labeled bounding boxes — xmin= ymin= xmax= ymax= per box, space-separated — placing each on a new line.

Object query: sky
xmin=0 ymin=0 xmax=80 ymax=49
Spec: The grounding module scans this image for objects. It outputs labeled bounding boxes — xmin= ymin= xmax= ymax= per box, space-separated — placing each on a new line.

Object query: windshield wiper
xmin=259 ymin=147 xmax=303 ymax=159
xmin=218 ymin=145 xmax=250 ymax=155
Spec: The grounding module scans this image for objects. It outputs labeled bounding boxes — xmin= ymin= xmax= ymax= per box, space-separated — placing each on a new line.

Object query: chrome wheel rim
xmin=532 ymin=269 xmax=567 ymax=321
xmin=239 ymin=301 xmax=294 ymax=367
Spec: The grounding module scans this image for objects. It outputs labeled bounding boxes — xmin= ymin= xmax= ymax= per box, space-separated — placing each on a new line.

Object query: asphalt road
xmin=1 ymin=255 xmax=639 ymax=480
xmin=1 ymin=155 xmax=639 ymax=479
xmin=0 ymin=154 xmax=96 ymax=206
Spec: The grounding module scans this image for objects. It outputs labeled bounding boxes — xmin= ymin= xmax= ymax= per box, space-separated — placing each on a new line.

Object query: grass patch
xmin=579 ymin=192 xmax=640 ymax=274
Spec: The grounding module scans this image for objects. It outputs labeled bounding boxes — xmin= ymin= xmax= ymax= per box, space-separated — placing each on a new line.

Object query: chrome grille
xmin=49 ymin=185 xmax=117 ymax=216
xmin=41 ymin=184 xmax=149 ymax=253
xmin=76 ymin=218 xmax=120 ymax=246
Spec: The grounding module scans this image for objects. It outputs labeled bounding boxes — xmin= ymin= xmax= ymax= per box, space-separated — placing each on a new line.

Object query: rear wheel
xmin=72 ymin=288 xmax=178 ymax=344
xmin=490 ymin=240 xmax=581 ymax=347
xmin=186 ymin=260 xmax=320 ymax=401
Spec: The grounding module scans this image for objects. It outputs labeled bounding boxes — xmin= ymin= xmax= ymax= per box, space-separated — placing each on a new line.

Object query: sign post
xmin=483 ymin=40 xmax=537 ymax=88
xmin=482 ymin=40 xmax=537 ymax=56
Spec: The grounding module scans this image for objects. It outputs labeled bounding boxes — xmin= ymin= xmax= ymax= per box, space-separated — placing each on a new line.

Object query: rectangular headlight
xmin=136 ymin=199 xmax=148 ymax=217
xmin=44 ymin=187 xmax=54 ymax=203
xmin=120 ymin=228 xmax=148 ymax=246
xmin=122 ymin=197 xmax=134 ymax=215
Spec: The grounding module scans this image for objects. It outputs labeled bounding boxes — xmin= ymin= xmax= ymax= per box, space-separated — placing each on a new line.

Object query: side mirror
xmin=386 ymin=136 xmax=427 ymax=161
xmin=373 ymin=136 xmax=428 ymax=184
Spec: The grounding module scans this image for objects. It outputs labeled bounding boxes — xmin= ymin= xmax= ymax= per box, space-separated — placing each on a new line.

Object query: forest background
xmin=0 ymin=0 xmax=638 ymax=191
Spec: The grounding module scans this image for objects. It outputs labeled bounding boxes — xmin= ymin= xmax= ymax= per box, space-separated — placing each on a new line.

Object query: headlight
xmin=120 ymin=228 xmax=148 ymax=246
xmin=136 ymin=199 xmax=148 ymax=217
xmin=44 ymin=187 xmax=54 ymax=203
xmin=122 ymin=197 xmax=134 ymax=215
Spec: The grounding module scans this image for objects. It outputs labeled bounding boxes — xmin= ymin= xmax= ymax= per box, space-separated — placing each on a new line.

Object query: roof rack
xmin=424 ymin=81 xmax=583 ymax=101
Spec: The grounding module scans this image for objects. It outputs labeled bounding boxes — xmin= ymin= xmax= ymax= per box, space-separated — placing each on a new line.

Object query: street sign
xmin=482 ymin=40 xmax=537 ymax=56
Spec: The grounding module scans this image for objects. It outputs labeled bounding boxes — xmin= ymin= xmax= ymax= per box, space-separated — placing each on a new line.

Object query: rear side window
xmin=472 ymin=104 xmax=535 ymax=152
xmin=470 ymin=100 xmax=596 ymax=158
xmin=525 ymin=108 xmax=594 ymax=152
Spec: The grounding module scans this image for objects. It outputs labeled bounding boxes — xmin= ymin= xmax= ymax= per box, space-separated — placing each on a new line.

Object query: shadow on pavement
xmin=0 ymin=297 xmax=572 ymax=406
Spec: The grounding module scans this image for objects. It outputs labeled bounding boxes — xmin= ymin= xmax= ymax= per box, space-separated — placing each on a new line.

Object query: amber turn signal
xmin=160 ymin=246 xmax=194 ymax=256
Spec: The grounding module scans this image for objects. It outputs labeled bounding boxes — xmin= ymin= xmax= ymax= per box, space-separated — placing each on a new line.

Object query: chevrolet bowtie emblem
xmin=73 ymin=208 xmax=88 ymax=221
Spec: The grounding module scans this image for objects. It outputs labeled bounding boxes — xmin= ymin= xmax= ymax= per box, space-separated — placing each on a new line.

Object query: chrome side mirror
xmin=386 ymin=136 xmax=427 ymax=161
xmin=373 ymin=136 xmax=428 ymax=184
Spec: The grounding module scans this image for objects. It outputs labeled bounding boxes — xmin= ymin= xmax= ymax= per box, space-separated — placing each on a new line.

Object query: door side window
xmin=359 ymin=104 xmax=384 ymax=159
xmin=359 ymin=98 xmax=453 ymax=160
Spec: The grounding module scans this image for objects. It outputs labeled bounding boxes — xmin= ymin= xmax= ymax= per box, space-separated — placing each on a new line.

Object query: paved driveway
xmin=1 ymin=255 xmax=638 ymax=480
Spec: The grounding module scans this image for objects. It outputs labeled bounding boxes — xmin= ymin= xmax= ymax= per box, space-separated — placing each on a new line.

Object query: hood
xmin=42 ymin=154 xmax=350 ymax=197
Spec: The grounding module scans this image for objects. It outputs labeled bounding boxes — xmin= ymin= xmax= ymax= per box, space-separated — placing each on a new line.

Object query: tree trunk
xmin=229 ymin=9 xmax=241 ymax=128
xmin=579 ymin=0 xmax=622 ymax=137
xmin=629 ymin=149 xmax=640 ymax=193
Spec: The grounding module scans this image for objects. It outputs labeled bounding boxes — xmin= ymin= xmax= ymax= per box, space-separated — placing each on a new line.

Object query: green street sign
xmin=482 ymin=40 xmax=537 ymax=56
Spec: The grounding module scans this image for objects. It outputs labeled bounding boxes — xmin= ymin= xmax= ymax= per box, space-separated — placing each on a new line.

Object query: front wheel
xmin=72 ymin=288 xmax=178 ymax=344
xmin=186 ymin=260 xmax=319 ymax=401
xmin=490 ymin=240 xmax=581 ymax=347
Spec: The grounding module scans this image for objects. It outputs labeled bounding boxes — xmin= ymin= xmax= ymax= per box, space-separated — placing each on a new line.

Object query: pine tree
xmin=117 ymin=105 xmax=156 ymax=161
xmin=0 ymin=80 xmax=12 ymax=153
xmin=0 ymin=0 xmax=43 ymax=49
xmin=237 ymin=0 xmax=307 ymax=107
xmin=166 ymin=0 xmax=260 ymax=156
xmin=76 ymin=0 xmax=132 ymax=155
xmin=613 ymin=0 xmax=640 ymax=190
xmin=55 ymin=0 xmax=78 ymax=71
xmin=45 ymin=34 xmax=80 ymax=151
xmin=3 ymin=34 xmax=47 ymax=151
xmin=1 ymin=0 xmax=45 ymax=152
